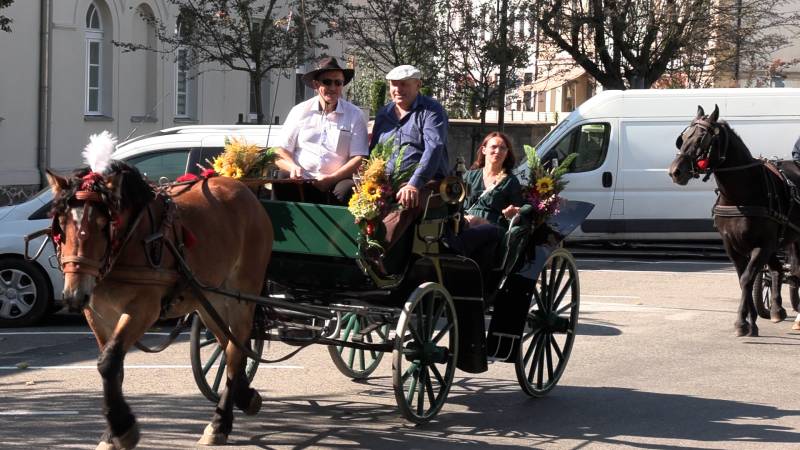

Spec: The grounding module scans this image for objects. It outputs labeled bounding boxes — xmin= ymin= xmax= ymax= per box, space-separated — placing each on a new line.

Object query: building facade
xmin=0 ymin=0 xmax=344 ymax=203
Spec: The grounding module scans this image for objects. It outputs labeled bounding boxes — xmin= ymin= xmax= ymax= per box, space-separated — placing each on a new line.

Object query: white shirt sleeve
xmin=279 ymin=103 xmax=304 ymax=153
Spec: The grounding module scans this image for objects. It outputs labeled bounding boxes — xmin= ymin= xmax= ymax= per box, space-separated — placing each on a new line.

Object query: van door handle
xmin=602 ymin=172 xmax=613 ymax=188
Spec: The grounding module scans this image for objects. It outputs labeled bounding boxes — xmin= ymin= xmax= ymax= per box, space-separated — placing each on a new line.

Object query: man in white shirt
xmin=274 ymin=57 xmax=369 ymax=204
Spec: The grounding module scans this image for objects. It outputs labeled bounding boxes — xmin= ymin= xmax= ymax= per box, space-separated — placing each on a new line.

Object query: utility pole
xmin=496 ymin=0 xmax=508 ymax=130
xmin=733 ymin=0 xmax=743 ymax=85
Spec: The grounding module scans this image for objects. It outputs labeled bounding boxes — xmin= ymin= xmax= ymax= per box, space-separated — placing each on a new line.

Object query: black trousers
xmin=272 ymin=173 xmax=355 ymax=206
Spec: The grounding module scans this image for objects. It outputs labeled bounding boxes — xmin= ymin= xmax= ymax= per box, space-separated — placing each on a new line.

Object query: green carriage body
xmin=262 ymin=199 xmax=373 ymax=291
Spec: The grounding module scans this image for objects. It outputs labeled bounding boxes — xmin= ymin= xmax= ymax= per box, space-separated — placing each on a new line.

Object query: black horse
xmin=669 ymin=105 xmax=800 ymax=336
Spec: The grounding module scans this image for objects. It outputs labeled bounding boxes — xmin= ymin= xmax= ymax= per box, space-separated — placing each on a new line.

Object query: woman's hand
xmin=502 ymin=205 xmax=520 ymax=219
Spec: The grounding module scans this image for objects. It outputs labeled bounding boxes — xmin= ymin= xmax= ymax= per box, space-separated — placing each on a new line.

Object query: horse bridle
xmin=53 ymin=175 xmax=143 ymax=280
xmin=676 ymin=117 xmax=731 ymax=182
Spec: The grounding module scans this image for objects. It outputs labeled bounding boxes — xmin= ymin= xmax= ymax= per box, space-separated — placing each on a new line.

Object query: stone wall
xmin=448 ymin=120 xmax=554 ymax=169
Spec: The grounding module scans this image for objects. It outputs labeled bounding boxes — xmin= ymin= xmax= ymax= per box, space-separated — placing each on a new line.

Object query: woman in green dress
xmin=463 ymin=132 xmax=523 ymax=228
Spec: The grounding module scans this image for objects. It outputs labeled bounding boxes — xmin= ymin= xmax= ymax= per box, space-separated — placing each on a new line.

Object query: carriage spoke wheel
xmin=516 ymin=248 xmax=580 ymax=397
xmin=392 ymin=282 xmax=458 ymax=424
xmin=753 ymin=265 xmax=773 ymax=320
xmin=328 ymin=312 xmax=390 ymax=379
xmin=190 ymin=311 xmax=264 ymax=403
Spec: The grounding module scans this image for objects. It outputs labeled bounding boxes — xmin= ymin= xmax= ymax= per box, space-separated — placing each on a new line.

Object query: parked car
xmin=0 ymin=124 xmax=282 ymax=327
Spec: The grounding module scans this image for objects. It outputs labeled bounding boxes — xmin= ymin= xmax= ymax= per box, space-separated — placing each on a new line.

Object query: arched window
xmin=85 ymin=3 xmax=103 ymax=115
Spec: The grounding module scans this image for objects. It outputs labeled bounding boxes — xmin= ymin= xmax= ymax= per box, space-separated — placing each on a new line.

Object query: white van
xmin=533 ymin=88 xmax=800 ymax=242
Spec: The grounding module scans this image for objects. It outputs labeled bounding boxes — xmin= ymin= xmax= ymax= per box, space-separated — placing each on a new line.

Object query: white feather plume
xmin=82 ymin=131 xmax=117 ymax=173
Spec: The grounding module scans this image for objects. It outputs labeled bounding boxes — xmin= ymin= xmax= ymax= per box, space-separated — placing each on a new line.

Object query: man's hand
xmin=313 ymin=174 xmax=336 ymax=192
xmin=502 ymin=205 xmax=520 ymax=219
xmin=288 ymin=166 xmax=304 ymax=179
xmin=396 ymin=184 xmax=419 ymax=209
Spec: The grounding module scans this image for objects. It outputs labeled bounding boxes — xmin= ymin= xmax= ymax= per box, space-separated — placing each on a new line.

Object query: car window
xmin=542 ymin=122 xmax=610 ymax=173
xmin=127 ymin=150 xmax=190 ymax=182
xmin=572 ymin=123 xmax=610 ymax=173
xmin=199 ymin=147 xmax=225 ymax=168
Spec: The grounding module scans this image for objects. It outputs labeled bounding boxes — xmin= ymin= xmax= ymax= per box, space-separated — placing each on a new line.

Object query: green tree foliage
xmin=369 ymin=80 xmax=387 ymax=116
xmin=115 ymin=0 xmax=338 ymax=122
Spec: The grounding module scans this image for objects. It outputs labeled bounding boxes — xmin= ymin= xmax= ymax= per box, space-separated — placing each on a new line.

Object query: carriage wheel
xmin=327 ymin=312 xmax=390 ymax=379
xmin=752 ymin=265 xmax=773 ymax=320
xmin=392 ymin=282 xmax=458 ymax=424
xmin=516 ymin=248 xmax=580 ymax=397
xmin=189 ymin=311 xmax=264 ymax=403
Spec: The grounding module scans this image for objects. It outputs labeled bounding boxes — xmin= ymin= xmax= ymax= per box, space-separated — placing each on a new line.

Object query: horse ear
xmin=45 ymin=169 xmax=68 ymax=196
xmin=675 ymin=135 xmax=684 ymax=149
xmin=709 ymin=104 xmax=720 ymax=123
xmin=696 ymin=105 xmax=705 ymax=118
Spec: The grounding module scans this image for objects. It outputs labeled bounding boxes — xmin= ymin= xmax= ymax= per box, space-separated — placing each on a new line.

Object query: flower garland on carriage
xmin=522 ymin=144 xmax=577 ymax=224
xmin=348 ymin=137 xmax=415 ymax=251
xmin=211 ymin=137 xmax=278 ymax=182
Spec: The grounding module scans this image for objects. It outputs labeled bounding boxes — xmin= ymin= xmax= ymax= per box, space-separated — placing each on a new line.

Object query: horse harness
xmin=686 ymin=118 xmax=800 ymax=241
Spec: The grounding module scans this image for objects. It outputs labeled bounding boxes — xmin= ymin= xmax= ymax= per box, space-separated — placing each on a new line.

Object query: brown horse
xmin=47 ymin=160 xmax=272 ymax=449
xmin=669 ymin=105 xmax=800 ymax=336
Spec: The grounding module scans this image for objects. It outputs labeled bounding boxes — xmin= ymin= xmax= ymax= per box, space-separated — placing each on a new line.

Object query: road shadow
xmin=3 ymin=377 xmax=800 ymax=449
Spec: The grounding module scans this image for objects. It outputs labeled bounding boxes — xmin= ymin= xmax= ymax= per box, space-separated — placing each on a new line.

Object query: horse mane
xmin=717 ymin=120 xmax=753 ymax=158
xmin=51 ymin=161 xmax=155 ymax=217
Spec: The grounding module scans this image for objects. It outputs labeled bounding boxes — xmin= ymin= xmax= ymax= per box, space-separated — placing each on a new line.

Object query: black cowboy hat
xmin=301 ymin=57 xmax=354 ymax=88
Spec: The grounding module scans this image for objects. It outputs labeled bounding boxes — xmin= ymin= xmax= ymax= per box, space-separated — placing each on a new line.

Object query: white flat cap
xmin=386 ymin=65 xmax=422 ymax=81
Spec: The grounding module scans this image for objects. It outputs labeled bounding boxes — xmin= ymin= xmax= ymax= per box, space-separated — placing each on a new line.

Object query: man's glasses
xmin=319 ymin=79 xmax=344 ymax=87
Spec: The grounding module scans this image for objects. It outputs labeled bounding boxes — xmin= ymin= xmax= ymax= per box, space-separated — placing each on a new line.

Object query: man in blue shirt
xmin=368 ymin=65 xmax=449 ymax=270
xmin=370 ymin=65 xmax=450 ymax=208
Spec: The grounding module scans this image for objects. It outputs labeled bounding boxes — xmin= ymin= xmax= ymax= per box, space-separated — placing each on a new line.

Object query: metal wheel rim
xmin=753 ymin=267 xmax=772 ymax=319
xmin=0 ymin=267 xmax=38 ymax=320
xmin=328 ymin=312 xmax=390 ymax=379
xmin=392 ymin=282 xmax=458 ymax=423
xmin=516 ymin=249 xmax=579 ymax=397
xmin=189 ymin=313 xmax=264 ymax=403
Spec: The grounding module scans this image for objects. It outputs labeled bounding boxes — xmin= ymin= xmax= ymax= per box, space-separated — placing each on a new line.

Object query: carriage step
xmin=351 ymin=322 xmax=382 ymax=343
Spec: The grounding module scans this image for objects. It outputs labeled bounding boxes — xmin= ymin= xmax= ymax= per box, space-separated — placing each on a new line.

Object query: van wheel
xmin=0 ymin=258 xmax=52 ymax=327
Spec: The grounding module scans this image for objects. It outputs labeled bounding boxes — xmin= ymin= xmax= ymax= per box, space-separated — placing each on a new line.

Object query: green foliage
xmin=523 ymin=144 xmax=576 ymax=193
xmin=370 ymin=136 xmax=416 ymax=190
xmin=369 ymin=80 xmax=387 ymax=116
xmin=420 ymin=86 xmax=433 ymax=97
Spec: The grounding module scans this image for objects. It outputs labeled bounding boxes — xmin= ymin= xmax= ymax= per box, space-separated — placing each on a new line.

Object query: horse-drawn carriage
xmin=189 ymin=178 xmax=593 ymax=423
xmin=31 ymin=145 xmax=592 ymax=447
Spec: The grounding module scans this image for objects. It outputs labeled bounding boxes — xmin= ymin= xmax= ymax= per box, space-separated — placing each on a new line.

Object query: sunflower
xmin=535 ymin=176 xmax=554 ymax=194
xmin=363 ymin=158 xmax=387 ymax=183
xmin=362 ymin=180 xmax=382 ymax=202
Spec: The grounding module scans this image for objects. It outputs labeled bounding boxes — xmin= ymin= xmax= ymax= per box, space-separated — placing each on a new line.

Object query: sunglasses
xmin=319 ymin=79 xmax=344 ymax=87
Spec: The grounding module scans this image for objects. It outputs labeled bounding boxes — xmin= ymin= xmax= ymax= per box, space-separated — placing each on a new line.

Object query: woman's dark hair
xmin=470 ymin=131 xmax=515 ymax=172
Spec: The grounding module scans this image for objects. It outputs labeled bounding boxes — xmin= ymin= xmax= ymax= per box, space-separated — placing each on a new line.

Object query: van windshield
xmin=533 ymin=111 xmax=574 ymax=151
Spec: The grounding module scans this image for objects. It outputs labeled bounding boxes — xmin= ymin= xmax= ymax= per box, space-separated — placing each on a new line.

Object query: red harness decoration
xmin=696 ymin=159 xmax=709 ymax=171
xmin=175 ymin=168 xmax=217 ymax=183
xmin=81 ymin=171 xmax=104 ymax=190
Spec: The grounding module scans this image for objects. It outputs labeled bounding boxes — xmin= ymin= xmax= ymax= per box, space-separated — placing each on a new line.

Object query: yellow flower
xmin=536 ymin=176 xmax=554 ymax=194
xmin=362 ymin=181 xmax=382 ymax=202
xmin=363 ymin=158 xmax=387 ymax=183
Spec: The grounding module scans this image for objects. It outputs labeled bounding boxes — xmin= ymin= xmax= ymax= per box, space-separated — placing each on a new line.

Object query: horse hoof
xmin=748 ymin=325 xmax=759 ymax=337
xmin=111 ymin=422 xmax=140 ymax=450
xmin=96 ymin=442 xmax=115 ymax=450
xmin=243 ymin=391 xmax=262 ymax=416
xmin=198 ymin=423 xmax=228 ymax=446
xmin=792 ymin=321 xmax=800 ymax=331
xmin=771 ymin=308 xmax=788 ymax=323
xmin=735 ymin=324 xmax=749 ymax=337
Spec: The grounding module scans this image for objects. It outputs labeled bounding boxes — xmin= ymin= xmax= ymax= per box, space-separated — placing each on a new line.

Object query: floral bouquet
xmin=522 ymin=144 xmax=577 ymax=224
xmin=348 ymin=136 xmax=415 ymax=250
xmin=211 ymin=137 xmax=277 ymax=179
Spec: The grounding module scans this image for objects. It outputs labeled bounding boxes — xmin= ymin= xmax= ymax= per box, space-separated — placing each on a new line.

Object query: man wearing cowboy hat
xmin=274 ymin=56 xmax=368 ymax=204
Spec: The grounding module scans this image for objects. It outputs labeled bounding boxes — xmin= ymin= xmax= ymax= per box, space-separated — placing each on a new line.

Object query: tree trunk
xmin=496 ymin=0 xmax=508 ymax=131
xmin=252 ymin=72 xmax=265 ymax=124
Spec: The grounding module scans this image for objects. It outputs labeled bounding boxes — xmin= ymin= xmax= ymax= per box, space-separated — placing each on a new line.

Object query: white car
xmin=0 ymin=124 xmax=281 ymax=327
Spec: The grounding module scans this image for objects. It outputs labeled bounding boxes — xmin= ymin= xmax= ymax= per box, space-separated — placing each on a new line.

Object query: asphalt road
xmin=2 ymin=256 xmax=800 ymax=450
